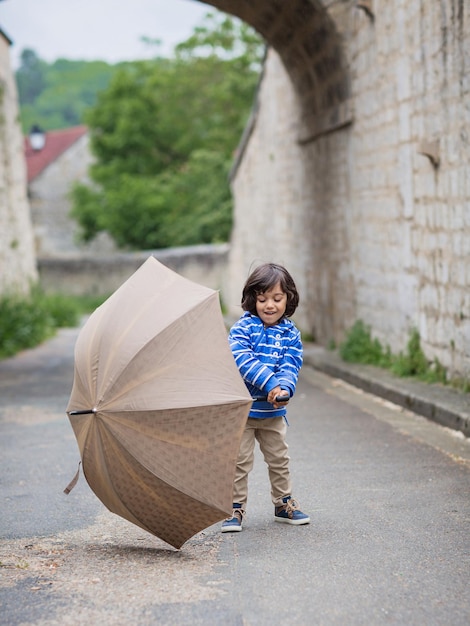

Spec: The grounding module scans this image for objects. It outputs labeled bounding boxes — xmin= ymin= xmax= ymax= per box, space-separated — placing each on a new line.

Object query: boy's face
xmin=255 ymin=281 xmax=287 ymax=326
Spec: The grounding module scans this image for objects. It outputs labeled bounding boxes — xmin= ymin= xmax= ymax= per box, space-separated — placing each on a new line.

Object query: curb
xmin=303 ymin=345 xmax=470 ymax=438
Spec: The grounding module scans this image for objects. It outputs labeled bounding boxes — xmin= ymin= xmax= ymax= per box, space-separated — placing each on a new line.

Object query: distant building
xmin=25 ymin=125 xmax=116 ymax=257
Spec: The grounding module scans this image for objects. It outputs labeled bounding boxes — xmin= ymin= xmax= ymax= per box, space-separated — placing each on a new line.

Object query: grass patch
xmin=301 ymin=331 xmax=316 ymax=343
xmin=67 ymin=293 xmax=110 ymax=314
xmin=0 ymin=288 xmax=108 ymax=360
xmin=339 ymin=320 xmax=465 ymax=389
xmin=391 ymin=328 xmax=447 ymax=384
xmin=339 ymin=320 xmax=392 ymax=368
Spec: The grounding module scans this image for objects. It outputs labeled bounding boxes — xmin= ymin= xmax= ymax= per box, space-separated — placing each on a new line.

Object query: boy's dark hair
xmin=241 ymin=263 xmax=299 ymax=318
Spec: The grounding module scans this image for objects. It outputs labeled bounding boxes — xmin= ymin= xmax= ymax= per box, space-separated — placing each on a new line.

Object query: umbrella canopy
xmin=66 ymin=256 xmax=251 ymax=549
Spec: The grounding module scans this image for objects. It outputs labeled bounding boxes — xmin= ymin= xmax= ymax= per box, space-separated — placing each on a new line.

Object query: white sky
xmin=0 ymin=0 xmax=210 ymax=68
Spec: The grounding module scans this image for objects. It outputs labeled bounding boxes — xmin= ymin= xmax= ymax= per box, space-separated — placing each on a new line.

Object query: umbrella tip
xmin=68 ymin=408 xmax=98 ymax=416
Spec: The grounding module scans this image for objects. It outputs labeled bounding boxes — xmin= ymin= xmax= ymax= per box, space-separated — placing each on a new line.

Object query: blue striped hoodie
xmin=228 ymin=312 xmax=303 ymax=419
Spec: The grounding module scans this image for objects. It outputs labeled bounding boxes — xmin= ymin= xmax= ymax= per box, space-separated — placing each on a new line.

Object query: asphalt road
xmin=0 ymin=326 xmax=469 ymax=625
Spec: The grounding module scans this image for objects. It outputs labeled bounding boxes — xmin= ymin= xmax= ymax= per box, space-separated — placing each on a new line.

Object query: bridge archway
xmin=195 ymin=0 xmax=353 ymax=338
xmin=200 ymin=0 xmax=351 ymax=142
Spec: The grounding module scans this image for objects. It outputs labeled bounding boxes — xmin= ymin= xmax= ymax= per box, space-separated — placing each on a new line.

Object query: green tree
xmin=71 ymin=13 xmax=264 ymax=249
xmin=16 ymin=54 xmax=118 ymax=131
xmin=16 ymin=49 xmax=47 ymax=106
xmin=85 ymin=60 xmax=184 ymax=185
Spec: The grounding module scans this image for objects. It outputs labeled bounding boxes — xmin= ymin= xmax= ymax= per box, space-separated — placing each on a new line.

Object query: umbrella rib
xmin=84 ymin=423 xmax=158 ymax=537
xmin=97 ymin=294 xmax=215 ymax=407
xmin=96 ymin=426 xmax=228 ymax=546
xmin=97 ymin=412 xmax=241 ymax=507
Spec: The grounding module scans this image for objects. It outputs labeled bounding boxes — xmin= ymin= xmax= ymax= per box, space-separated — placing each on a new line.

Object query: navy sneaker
xmin=221 ymin=503 xmax=244 ymax=532
xmin=274 ymin=496 xmax=310 ymax=525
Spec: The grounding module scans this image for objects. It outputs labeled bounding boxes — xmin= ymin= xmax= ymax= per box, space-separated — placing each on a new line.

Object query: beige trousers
xmin=233 ymin=417 xmax=292 ymax=508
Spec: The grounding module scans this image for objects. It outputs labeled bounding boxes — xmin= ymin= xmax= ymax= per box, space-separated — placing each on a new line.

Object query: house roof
xmin=0 ymin=27 xmax=13 ymax=46
xmin=25 ymin=125 xmax=88 ymax=182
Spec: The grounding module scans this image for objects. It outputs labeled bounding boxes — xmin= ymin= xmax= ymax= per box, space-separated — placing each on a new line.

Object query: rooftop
xmin=25 ymin=125 xmax=88 ymax=183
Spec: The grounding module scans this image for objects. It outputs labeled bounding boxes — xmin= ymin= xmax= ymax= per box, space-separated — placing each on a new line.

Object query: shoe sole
xmin=274 ymin=516 xmax=310 ymax=525
xmin=221 ymin=526 xmax=243 ymax=533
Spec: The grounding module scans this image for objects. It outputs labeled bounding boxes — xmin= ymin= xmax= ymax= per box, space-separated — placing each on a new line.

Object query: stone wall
xmin=226 ymin=53 xmax=316 ymax=325
xmin=0 ymin=30 xmax=37 ymax=294
xmin=38 ymin=244 xmax=230 ymax=300
xmin=227 ymin=0 xmax=470 ymax=378
xmin=345 ymin=0 xmax=469 ymax=377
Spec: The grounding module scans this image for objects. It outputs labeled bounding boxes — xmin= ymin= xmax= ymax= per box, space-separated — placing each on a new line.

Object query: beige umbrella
xmin=66 ymin=256 xmax=251 ymax=549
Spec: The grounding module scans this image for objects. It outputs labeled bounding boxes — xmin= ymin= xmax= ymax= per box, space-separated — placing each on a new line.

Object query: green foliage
xmin=71 ymin=13 xmax=264 ymax=250
xmin=158 ymin=149 xmax=233 ymax=246
xmin=37 ymin=292 xmax=81 ymax=328
xmin=69 ymin=293 xmax=110 ymax=312
xmin=175 ymin=12 xmax=264 ymax=69
xmin=391 ymin=328 xmax=447 ymax=384
xmin=15 ymin=13 xmax=263 ymax=250
xmin=390 ymin=327 xmax=428 ymax=377
xmin=16 ymin=51 xmax=118 ymax=131
xmin=339 ymin=321 xmax=455 ymax=387
xmin=0 ymin=291 xmax=54 ymax=358
xmin=0 ymin=289 xmax=104 ymax=360
xmin=339 ymin=320 xmax=391 ymax=367
xmin=69 ymin=183 xmax=103 ymax=242
xmin=449 ymin=378 xmax=470 ymax=393
xmin=16 ymin=49 xmax=47 ymax=106
xmin=72 ymin=150 xmax=233 ymax=248
xmin=16 ymin=13 xmax=264 ymax=250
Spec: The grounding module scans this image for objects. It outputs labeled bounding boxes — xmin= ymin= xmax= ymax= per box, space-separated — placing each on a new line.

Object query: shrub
xmin=0 ymin=292 xmax=54 ymax=358
xmin=38 ymin=291 xmax=80 ymax=328
xmin=391 ymin=327 xmax=429 ymax=377
xmin=0 ymin=289 xmax=102 ymax=360
xmin=339 ymin=320 xmax=453 ymax=387
xmin=339 ymin=320 xmax=390 ymax=366
xmin=391 ymin=328 xmax=447 ymax=384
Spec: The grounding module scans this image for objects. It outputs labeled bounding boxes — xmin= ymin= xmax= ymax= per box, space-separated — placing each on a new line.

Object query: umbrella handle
xmin=252 ymin=395 xmax=290 ymax=403
xmin=68 ymin=409 xmax=97 ymax=415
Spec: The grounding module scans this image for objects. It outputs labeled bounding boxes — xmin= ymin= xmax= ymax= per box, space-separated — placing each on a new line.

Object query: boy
xmin=222 ymin=263 xmax=310 ymax=532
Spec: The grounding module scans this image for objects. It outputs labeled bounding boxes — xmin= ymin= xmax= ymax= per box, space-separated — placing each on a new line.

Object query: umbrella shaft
xmin=252 ymin=395 xmax=289 ymax=403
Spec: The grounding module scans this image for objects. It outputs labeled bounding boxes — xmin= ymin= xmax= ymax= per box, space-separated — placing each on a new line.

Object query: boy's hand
xmin=267 ymin=387 xmax=290 ymax=408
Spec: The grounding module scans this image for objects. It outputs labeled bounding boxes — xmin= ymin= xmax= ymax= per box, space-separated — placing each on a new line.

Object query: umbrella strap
xmin=63 ymin=461 xmax=82 ymax=494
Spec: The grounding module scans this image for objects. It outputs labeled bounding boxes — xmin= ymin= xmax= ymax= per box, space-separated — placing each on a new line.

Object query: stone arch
xmin=200 ymin=0 xmax=352 ymax=141
xmin=197 ymin=0 xmax=354 ymax=338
